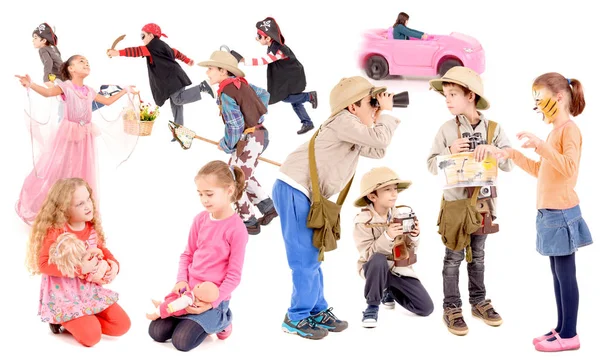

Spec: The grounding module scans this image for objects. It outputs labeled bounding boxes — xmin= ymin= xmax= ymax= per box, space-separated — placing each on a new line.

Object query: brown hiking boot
xmin=258 ymin=207 xmax=278 ymax=226
xmin=443 ymin=307 xmax=468 ymax=336
xmin=472 ymin=299 xmax=503 ymax=326
xmin=245 ymin=222 xmax=261 ymax=235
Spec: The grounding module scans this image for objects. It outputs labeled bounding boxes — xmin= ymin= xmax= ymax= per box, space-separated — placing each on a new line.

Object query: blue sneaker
xmin=311 ymin=307 xmax=348 ymax=332
xmin=382 ymin=289 xmax=395 ymax=309
xmin=282 ymin=314 xmax=328 ymax=340
xmin=362 ymin=305 xmax=379 ymax=328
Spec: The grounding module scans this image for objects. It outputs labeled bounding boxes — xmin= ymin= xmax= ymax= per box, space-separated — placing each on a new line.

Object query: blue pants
xmin=282 ymin=93 xmax=312 ymax=125
xmin=272 ymin=179 xmax=327 ymax=321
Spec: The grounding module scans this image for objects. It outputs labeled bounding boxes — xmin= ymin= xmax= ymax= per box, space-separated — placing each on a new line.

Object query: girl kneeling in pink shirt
xmin=148 ymin=160 xmax=250 ymax=352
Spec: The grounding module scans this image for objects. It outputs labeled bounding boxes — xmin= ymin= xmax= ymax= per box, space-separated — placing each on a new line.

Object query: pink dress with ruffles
xmin=16 ymin=81 xmax=100 ymax=225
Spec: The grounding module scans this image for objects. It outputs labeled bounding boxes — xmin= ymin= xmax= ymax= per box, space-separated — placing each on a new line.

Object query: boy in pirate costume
xmin=107 ymin=23 xmax=214 ymax=139
xmin=426 ymin=66 xmax=514 ymax=336
xmin=197 ymin=50 xmax=278 ymax=235
xmin=230 ymin=17 xmax=317 ymax=135
xmin=354 ymin=166 xmax=434 ymax=328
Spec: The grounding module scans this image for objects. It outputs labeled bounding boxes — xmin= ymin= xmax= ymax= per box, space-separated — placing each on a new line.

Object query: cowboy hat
xmin=429 ymin=66 xmax=489 ymax=110
xmin=354 ymin=167 xmax=412 ymax=207
xmin=197 ymin=50 xmax=245 ymax=78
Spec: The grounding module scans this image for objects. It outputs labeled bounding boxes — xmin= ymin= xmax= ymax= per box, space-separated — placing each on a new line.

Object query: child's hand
xmin=217 ymin=143 xmax=223 ymax=151
xmin=450 ymin=137 xmax=470 ymax=154
xmin=103 ymin=260 xmax=119 ymax=283
xmin=517 ymin=132 xmax=543 ymax=149
xmin=124 ymin=85 xmax=138 ymax=94
xmin=409 ymin=219 xmax=420 ymax=237
xmin=474 ymin=144 xmax=497 ymax=162
xmin=172 ymin=281 xmax=189 ymax=293
xmin=81 ymin=256 xmax=99 ymax=275
xmin=188 ymin=60 xmax=195 ymax=66
xmin=185 ymin=301 xmax=212 ymax=315
xmin=107 ymin=49 xmax=119 ymax=58
xmin=493 ymin=148 xmax=510 ymax=161
xmin=15 ymin=75 xmax=32 ymax=88
xmin=386 ymin=223 xmax=403 ymax=239
xmin=422 ymin=34 xmax=429 ymax=40
xmin=376 ymin=92 xmax=393 ymax=111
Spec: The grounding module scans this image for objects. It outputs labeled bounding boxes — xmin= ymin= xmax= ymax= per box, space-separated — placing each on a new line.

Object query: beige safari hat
xmin=198 ymin=50 xmax=245 ymax=78
xmin=429 ymin=66 xmax=489 ymax=110
xmin=329 ymin=76 xmax=386 ymax=118
xmin=354 ymin=167 xmax=412 ymax=207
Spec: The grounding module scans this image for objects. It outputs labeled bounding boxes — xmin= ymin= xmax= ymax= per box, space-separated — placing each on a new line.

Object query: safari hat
xmin=198 ymin=50 xmax=245 ymax=78
xmin=329 ymin=76 xmax=386 ymax=118
xmin=429 ymin=66 xmax=489 ymax=110
xmin=354 ymin=167 xmax=412 ymax=207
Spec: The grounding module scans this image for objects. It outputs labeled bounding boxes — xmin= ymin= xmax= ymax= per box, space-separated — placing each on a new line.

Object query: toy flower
xmin=140 ymin=103 xmax=160 ymax=122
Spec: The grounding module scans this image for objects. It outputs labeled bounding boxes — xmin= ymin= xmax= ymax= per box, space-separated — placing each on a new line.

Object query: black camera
xmin=370 ymin=91 xmax=409 ymax=108
xmin=462 ymin=132 xmax=485 ymax=151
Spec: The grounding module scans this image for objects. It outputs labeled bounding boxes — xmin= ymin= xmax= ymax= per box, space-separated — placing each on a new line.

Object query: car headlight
xmin=464 ymin=47 xmax=473 ymax=53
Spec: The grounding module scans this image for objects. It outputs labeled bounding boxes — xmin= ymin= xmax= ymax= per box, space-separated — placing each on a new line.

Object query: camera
xmin=467 ymin=185 xmax=497 ymax=199
xmin=462 ymin=132 xmax=485 ymax=151
xmin=370 ymin=91 xmax=409 ymax=108
xmin=393 ymin=211 xmax=417 ymax=234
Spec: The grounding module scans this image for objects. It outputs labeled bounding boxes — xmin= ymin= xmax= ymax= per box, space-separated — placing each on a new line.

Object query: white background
xmin=1 ymin=0 xmax=598 ymax=359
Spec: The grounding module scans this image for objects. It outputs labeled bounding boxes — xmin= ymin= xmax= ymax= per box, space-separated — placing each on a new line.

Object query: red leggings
xmin=61 ymin=303 xmax=130 ymax=347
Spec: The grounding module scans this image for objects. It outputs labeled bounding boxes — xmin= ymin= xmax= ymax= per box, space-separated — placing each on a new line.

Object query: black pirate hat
xmin=255 ymin=17 xmax=285 ymax=45
xmin=33 ymin=23 xmax=58 ymax=46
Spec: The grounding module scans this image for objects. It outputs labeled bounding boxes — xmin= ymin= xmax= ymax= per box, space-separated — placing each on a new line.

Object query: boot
xmin=199 ymin=80 xmax=215 ymax=98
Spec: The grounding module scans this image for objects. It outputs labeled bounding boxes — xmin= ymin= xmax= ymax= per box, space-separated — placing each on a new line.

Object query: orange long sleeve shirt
xmin=506 ymin=121 xmax=582 ymax=210
xmin=39 ymin=222 xmax=119 ymax=277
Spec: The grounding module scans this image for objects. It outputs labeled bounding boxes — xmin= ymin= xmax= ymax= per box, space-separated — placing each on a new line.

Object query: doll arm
xmin=172 ymin=48 xmax=192 ymax=65
xmin=167 ymin=293 xmax=194 ymax=313
xmin=535 ymin=125 xmax=581 ymax=178
xmin=210 ymin=224 xmax=249 ymax=308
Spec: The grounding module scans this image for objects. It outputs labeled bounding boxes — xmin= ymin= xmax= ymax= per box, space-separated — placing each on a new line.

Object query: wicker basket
xmin=122 ymin=93 xmax=156 ymax=136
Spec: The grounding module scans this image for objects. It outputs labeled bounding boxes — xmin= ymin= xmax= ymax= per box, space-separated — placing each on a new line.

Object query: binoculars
xmin=369 ymin=91 xmax=409 ymax=108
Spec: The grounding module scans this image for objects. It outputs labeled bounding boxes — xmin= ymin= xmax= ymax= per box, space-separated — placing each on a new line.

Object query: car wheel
xmin=438 ymin=59 xmax=462 ymax=77
xmin=365 ymin=55 xmax=389 ymax=80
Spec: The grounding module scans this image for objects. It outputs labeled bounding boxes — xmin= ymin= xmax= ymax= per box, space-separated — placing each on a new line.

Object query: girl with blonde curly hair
xmin=26 ymin=177 xmax=130 ymax=347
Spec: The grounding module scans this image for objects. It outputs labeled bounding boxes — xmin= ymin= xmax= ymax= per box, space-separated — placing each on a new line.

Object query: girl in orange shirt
xmin=25 ymin=178 xmax=130 ymax=347
xmin=496 ymin=73 xmax=592 ymax=352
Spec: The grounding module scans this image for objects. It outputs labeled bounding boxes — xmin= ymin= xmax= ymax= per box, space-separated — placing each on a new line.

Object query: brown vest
xmin=220 ymin=82 xmax=267 ymax=129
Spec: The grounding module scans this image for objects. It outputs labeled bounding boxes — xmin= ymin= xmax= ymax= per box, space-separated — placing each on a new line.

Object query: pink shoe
xmin=535 ymin=334 xmax=580 ymax=352
xmin=532 ymin=329 xmax=557 ymax=345
xmin=216 ymin=324 xmax=232 ymax=340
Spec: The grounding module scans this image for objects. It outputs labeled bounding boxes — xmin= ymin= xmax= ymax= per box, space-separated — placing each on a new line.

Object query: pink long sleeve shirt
xmin=177 ymin=211 xmax=249 ymax=308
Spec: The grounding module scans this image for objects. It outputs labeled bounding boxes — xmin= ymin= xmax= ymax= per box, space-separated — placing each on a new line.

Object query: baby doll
xmin=146 ymin=282 xmax=219 ymax=320
xmin=48 ymin=232 xmax=110 ymax=283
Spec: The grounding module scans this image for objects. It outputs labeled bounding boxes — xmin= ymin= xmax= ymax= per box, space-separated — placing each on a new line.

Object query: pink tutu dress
xmin=16 ymin=81 xmax=101 ymax=225
xmin=38 ymin=226 xmax=119 ymax=324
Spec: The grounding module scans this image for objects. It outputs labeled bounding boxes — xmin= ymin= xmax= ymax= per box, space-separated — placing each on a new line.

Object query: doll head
xmin=195 ymin=161 xmax=246 ymax=211
xmin=48 ymin=233 xmax=88 ymax=278
xmin=192 ymin=282 xmax=220 ymax=304
xmin=532 ymin=73 xmax=585 ymax=124
xmin=27 ymin=178 xmax=105 ymax=275
xmin=59 ymin=55 xmax=90 ymax=81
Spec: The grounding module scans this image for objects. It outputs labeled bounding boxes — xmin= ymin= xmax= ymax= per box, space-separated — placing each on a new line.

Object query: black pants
xmin=442 ymin=233 xmax=487 ymax=308
xmin=149 ymin=317 xmax=208 ymax=352
xmin=363 ymin=253 xmax=434 ymax=316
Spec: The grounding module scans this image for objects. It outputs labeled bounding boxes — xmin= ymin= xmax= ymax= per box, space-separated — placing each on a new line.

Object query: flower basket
xmin=123 ymin=93 xmax=160 ymax=136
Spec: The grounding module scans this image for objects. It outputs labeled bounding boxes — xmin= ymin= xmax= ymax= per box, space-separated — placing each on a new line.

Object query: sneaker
xmin=311 ymin=307 xmax=348 ymax=332
xmin=258 ymin=207 xmax=278 ymax=226
xmin=282 ymin=314 xmax=328 ymax=340
xmin=216 ymin=324 xmax=232 ymax=340
xmin=199 ymin=80 xmax=215 ymax=98
xmin=381 ymin=289 xmax=395 ymax=309
xmin=471 ymin=299 xmax=503 ymax=327
xmin=297 ymin=122 xmax=315 ymax=135
xmin=443 ymin=307 xmax=468 ymax=336
xmin=362 ymin=306 xmax=379 ymax=328
xmin=308 ymin=91 xmax=318 ymax=109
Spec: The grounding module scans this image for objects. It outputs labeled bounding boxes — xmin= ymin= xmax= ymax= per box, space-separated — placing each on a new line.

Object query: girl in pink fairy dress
xmin=15 ymin=54 xmax=138 ymax=225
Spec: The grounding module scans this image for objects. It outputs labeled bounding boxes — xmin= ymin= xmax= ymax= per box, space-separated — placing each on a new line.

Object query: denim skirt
xmin=177 ymin=300 xmax=231 ymax=334
xmin=536 ymin=205 xmax=593 ymax=256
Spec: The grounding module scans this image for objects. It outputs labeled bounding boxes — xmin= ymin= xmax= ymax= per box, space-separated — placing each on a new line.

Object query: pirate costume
xmin=198 ymin=51 xmax=278 ymax=235
xmin=114 ymin=23 xmax=214 ymax=132
xmin=230 ymin=17 xmax=317 ymax=135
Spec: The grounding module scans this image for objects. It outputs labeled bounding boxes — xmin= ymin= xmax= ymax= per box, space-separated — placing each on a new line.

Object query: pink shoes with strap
xmin=532 ymin=329 xmax=557 ymax=345
xmin=535 ymin=333 xmax=580 ymax=352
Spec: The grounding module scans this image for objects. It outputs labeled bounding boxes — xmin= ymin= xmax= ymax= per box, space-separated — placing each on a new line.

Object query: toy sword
xmin=107 ymin=34 xmax=126 ymax=58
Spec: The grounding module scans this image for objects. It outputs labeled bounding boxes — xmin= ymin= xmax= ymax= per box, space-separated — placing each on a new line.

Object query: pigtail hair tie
xmin=229 ymin=165 xmax=236 ymax=181
xmin=567 ymin=78 xmax=572 ymax=85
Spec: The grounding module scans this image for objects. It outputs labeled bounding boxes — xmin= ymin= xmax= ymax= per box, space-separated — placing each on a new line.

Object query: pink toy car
xmin=359 ymin=28 xmax=485 ymax=80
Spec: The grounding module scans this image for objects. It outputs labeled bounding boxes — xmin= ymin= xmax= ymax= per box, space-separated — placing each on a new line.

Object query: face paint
xmin=532 ymin=87 xmax=558 ymax=124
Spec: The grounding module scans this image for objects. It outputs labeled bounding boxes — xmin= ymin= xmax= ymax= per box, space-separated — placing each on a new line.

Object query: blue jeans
xmin=282 ymin=93 xmax=312 ymax=125
xmin=272 ymin=179 xmax=327 ymax=321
